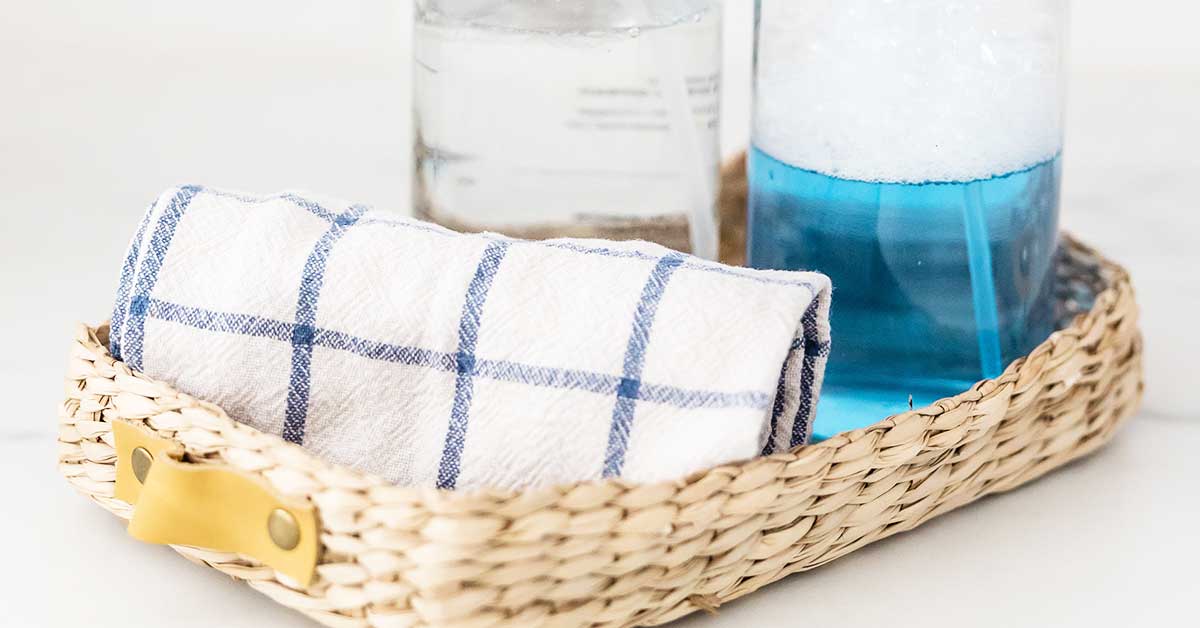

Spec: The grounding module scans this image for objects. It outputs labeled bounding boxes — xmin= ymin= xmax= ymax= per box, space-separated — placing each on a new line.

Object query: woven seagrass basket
xmin=57 ymin=160 xmax=1143 ymax=628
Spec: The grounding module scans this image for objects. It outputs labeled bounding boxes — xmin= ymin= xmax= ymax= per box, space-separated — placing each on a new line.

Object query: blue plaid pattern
xmin=791 ymin=300 xmax=832 ymax=447
xmin=119 ymin=185 xmax=202 ymax=371
xmin=126 ymin=297 xmax=776 ymax=409
xmin=761 ymin=299 xmax=832 ymax=455
xmin=437 ymin=240 xmax=510 ymax=490
xmin=282 ymin=204 xmax=367 ymax=444
xmin=603 ymin=253 xmax=686 ymax=477
xmin=110 ymin=186 xmax=832 ymax=489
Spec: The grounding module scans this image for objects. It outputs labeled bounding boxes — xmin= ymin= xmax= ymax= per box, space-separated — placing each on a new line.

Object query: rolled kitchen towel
xmin=109 ymin=185 xmax=831 ymax=491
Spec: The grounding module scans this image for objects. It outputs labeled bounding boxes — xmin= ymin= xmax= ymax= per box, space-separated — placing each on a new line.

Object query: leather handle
xmin=112 ymin=421 xmax=319 ymax=586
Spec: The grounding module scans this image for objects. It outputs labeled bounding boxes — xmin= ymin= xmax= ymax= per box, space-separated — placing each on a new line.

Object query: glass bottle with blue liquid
xmin=749 ymin=0 xmax=1068 ymax=439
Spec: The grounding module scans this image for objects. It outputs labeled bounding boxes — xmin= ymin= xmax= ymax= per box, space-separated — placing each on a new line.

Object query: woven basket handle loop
xmin=111 ymin=420 xmax=319 ymax=586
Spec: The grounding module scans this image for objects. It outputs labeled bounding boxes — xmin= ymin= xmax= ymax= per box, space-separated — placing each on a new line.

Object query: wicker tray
xmin=58 ymin=165 xmax=1142 ymax=628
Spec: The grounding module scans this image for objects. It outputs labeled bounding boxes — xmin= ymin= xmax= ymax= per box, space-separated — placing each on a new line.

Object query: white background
xmin=1 ymin=1 xmax=1197 ymax=626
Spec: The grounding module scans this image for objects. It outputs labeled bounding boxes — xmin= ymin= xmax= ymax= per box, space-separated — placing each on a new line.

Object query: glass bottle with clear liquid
xmin=413 ymin=0 xmax=723 ymax=258
xmin=749 ymin=0 xmax=1068 ymax=438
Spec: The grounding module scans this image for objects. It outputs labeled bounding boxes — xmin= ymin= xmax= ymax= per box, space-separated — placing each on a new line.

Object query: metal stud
xmin=267 ymin=508 xmax=300 ymax=551
xmin=131 ymin=447 xmax=153 ymax=484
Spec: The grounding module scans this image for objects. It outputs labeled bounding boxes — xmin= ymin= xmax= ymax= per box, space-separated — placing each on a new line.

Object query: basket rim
xmin=76 ymin=232 xmax=1133 ymax=503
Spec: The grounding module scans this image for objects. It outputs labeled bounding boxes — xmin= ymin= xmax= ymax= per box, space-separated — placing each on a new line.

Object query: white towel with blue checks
xmin=109 ymin=185 xmax=832 ymax=491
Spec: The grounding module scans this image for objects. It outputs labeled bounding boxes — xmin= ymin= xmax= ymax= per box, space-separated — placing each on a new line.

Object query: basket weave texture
xmin=58 ymin=167 xmax=1142 ymax=628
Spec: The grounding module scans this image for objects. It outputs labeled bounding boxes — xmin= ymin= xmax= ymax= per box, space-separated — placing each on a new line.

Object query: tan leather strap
xmin=112 ymin=421 xmax=319 ymax=586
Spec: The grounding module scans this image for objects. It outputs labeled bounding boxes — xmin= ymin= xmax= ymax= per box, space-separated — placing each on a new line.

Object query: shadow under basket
xmin=58 ymin=162 xmax=1143 ymax=628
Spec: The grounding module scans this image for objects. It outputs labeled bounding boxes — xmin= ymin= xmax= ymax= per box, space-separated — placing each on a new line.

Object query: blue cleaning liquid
xmin=748 ymin=146 xmax=1060 ymax=439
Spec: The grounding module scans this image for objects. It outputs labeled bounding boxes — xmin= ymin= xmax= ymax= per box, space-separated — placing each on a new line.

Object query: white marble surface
xmin=1 ymin=2 xmax=1198 ymax=626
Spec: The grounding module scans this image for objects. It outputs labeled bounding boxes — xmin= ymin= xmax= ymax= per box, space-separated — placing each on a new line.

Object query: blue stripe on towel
xmin=282 ymin=205 xmax=367 ymax=444
xmin=790 ymin=300 xmax=831 ymax=448
xmin=473 ymin=360 xmax=619 ymax=396
xmin=138 ymin=299 xmax=773 ymax=413
xmin=124 ymin=185 xmax=202 ymax=371
xmin=603 ymin=253 xmax=685 ymax=478
xmin=147 ymin=299 xmax=295 ymax=342
xmin=315 ymin=328 xmax=458 ymax=372
xmin=110 ymin=198 xmax=158 ymax=361
xmin=761 ymin=336 xmax=805 ymax=456
xmin=638 ymin=383 xmax=770 ymax=410
xmin=436 ymin=240 xmax=511 ymax=490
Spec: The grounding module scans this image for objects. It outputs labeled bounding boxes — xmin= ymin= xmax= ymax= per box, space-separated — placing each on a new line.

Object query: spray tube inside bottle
xmin=641 ymin=0 xmax=719 ymax=259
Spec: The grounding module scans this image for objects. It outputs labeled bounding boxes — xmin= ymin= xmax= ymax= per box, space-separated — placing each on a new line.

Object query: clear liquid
xmin=748 ymin=146 xmax=1060 ymax=439
xmin=413 ymin=5 xmax=721 ymax=255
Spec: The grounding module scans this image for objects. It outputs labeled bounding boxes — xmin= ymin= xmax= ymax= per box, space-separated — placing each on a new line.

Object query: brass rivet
xmin=131 ymin=447 xmax=153 ymax=484
xmin=268 ymin=508 xmax=300 ymax=551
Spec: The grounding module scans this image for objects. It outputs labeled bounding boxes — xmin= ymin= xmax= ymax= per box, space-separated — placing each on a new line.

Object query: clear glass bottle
xmin=413 ymin=0 xmax=722 ymax=258
xmin=749 ymin=0 xmax=1068 ymax=437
